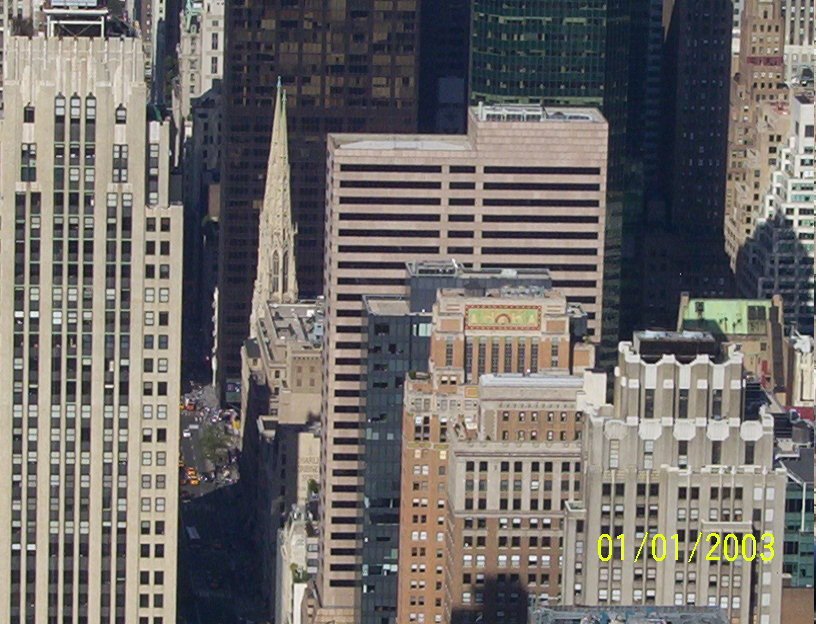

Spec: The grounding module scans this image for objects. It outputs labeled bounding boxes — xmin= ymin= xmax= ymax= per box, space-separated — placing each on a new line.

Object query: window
xmin=115 ymin=106 xmax=127 ymax=124
xmin=609 ymin=440 xmax=620 ymax=469
xmin=112 ymin=145 xmax=128 ymax=182
xmin=21 ymin=144 xmax=37 ymax=182
xmin=678 ymin=389 xmax=689 ymax=419
xmin=23 ymin=104 xmax=35 ymax=123
xmin=644 ymin=389 xmax=655 ymax=418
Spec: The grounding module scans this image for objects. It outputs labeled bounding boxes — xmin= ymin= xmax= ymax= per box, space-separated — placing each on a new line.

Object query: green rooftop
xmin=680 ymin=298 xmax=774 ymax=336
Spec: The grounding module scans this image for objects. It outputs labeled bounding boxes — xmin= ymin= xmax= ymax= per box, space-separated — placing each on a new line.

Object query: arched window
xmin=271 ymin=252 xmax=280 ymax=294
xmin=281 ymin=251 xmax=289 ymax=294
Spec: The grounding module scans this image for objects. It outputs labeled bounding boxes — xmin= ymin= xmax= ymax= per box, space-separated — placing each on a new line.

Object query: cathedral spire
xmin=250 ymin=79 xmax=298 ymax=335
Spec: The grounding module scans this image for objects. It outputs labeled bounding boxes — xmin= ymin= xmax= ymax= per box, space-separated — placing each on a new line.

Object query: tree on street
xmin=200 ymin=424 xmax=230 ymax=464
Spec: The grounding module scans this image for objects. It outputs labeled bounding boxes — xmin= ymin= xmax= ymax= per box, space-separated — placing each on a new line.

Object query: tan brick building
xmin=397 ymin=287 xmax=603 ymax=624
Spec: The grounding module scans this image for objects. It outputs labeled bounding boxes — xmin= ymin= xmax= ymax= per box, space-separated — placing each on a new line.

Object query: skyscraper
xmin=640 ymin=0 xmax=736 ymax=327
xmin=563 ymin=332 xmax=787 ymax=624
xmin=467 ymin=0 xmax=635 ymax=358
xmin=739 ymin=94 xmax=815 ymax=333
xmin=312 ymin=104 xmax=608 ymax=623
xmin=0 ymin=35 xmax=182 ymax=623
xmin=216 ymin=0 xmax=420 ymax=389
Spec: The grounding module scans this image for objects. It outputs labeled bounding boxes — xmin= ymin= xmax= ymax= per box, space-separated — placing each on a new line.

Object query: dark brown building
xmin=217 ymin=0 xmax=420 ymax=386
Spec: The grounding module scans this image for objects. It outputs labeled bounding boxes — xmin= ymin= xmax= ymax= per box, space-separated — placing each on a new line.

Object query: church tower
xmin=250 ymin=78 xmax=298 ymax=334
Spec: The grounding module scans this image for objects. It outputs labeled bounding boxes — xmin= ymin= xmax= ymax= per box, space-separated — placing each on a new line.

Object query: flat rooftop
xmin=479 ymin=373 xmax=585 ymax=389
xmin=529 ymin=606 xmax=728 ymax=624
xmin=780 ymin=448 xmax=814 ymax=485
xmin=472 ymin=103 xmax=605 ymax=124
xmin=363 ymin=297 xmax=411 ymax=317
xmin=262 ymin=301 xmax=324 ymax=347
xmin=332 ymin=104 xmax=605 ymax=151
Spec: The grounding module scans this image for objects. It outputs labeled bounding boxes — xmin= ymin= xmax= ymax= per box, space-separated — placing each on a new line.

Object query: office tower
xmin=641 ymin=0 xmax=736 ymax=327
xmin=361 ymin=262 xmax=568 ymax=624
xmin=469 ymin=0 xmax=606 ymax=105
xmin=394 ymin=284 xmax=600 ymax=624
xmin=0 ymin=34 xmax=182 ymax=623
xmin=313 ymin=104 xmax=608 ymax=623
xmin=739 ymin=94 xmax=815 ymax=333
xmin=467 ymin=0 xmax=635 ymax=357
xmin=724 ymin=0 xmax=787 ymax=277
xmin=562 ymin=331 xmax=787 ymax=624
xmin=177 ymin=0 xmax=224 ymax=377
xmin=217 ymin=0 xmax=420 ymax=390
xmin=781 ymin=0 xmax=815 ymax=81
xmin=417 ymin=0 xmax=469 ymax=133
xmin=779 ymin=449 xmax=814 ymax=589
xmin=177 ymin=0 xmax=224 ymax=120
xmin=726 ymin=99 xmax=791 ymax=276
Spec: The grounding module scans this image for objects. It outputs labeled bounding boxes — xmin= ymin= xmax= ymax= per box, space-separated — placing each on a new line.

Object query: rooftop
xmin=528 ymin=606 xmax=728 ymax=624
xmin=363 ymin=297 xmax=411 ymax=317
xmin=480 ymin=373 xmax=585 ymax=389
xmin=779 ymin=447 xmax=814 ymax=485
xmin=259 ymin=301 xmax=324 ymax=349
xmin=472 ymin=103 xmax=604 ymax=124
xmin=332 ymin=105 xmax=604 ymax=151
xmin=630 ymin=331 xmax=722 ymax=363
xmin=679 ymin=298 xmax=775 ymax=336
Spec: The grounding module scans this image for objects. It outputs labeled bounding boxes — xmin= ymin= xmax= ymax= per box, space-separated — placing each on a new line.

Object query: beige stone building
xmin=563 ymin=331 xmax=787 ymax=624
xmin=396 ymin=286 xmax=601 ymax=624
xmin=724 ymin=0 xmax=787 ymax=270
xmin=0 ymin=35 xmax=183 ymax=623
xmin=315 ymin=104 xmax=609 ymax=622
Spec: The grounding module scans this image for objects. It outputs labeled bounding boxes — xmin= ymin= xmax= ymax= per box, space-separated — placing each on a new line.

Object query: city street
xmin=177 ymin=386 xmax=267 ymax=624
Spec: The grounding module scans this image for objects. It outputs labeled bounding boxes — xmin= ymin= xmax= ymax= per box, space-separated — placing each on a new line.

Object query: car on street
xmin=182 ymin=429 xmax=191 ymax=438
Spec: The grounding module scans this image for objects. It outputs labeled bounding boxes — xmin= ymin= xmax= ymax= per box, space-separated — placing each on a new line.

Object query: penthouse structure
xmin=563 ymin=331 xmax=787 ymax=624
xmin=314 ymin=105 xmax=609 ymax=623
xmin=0 ymin=35 xmax=183 ymax=623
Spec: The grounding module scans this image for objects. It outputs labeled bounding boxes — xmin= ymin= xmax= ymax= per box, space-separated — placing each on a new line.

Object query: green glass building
xmin=468 ymin=0 xmax=637 ymax=370
xmin=780 ymin=450 xmax=814 ymax=588
xmin=470 ymin=0 xmax=609 ymax=107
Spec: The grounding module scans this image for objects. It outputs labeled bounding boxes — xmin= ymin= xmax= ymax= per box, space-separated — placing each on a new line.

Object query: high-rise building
xmin=395 ymin=284 xmax=599 ymax=624
xmin=779 ymin=448 xmax=814 ymax=589
xmin=417 ymin=0 xmax=469 ymax=133
xmin=724 ymin=0 xmax=787 ymax=278
xmin=177 ymin=0 xmax=224 ymax=377
xmin=468 ymin=0 xmax=631 ymax=347
xmin=562 ymin=331 xmax=787 ymax=624
xmin=216 ymin=0 xmax=420 ymax=389
xmin=468 ymin=0 xmax=609 ymax=108
xmin=313 ymin=104 xmax=608 ymax=622
xmin=739 ymin=93 xmax=815 ymax=333
xmin=0 ymin=34 xmax=182 ymax=623
xmin=641 ymin=0 xmax=736 ymax=327
xmin=780 ymin=0 xmax=815 ymax=81
xmin=361 ymin=262 xmax=573 ymax=624
xmin=726 ymin=100 xmax=792 ymax=276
